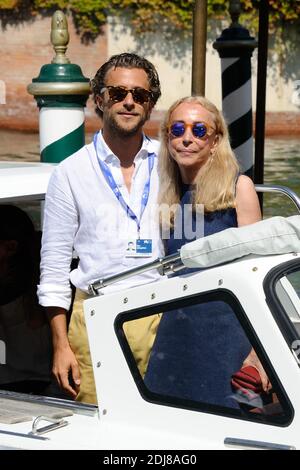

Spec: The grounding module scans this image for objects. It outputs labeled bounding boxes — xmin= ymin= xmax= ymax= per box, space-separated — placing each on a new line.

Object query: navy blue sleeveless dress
xmin=144 ymin=185 xmax=252 ymax=408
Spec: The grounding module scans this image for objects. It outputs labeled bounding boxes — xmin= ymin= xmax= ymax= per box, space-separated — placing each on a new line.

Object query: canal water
xmin=0 ymin=130 xmax=299 ymax=218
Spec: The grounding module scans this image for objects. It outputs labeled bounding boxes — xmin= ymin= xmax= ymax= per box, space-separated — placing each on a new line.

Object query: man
xmin=38 ymin=53 xmax=164 ymax=404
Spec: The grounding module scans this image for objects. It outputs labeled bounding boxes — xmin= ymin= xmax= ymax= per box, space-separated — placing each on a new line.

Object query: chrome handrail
xmin=224 ymin=437 xmax=295 ymax=450
xmin=255 ymin=184 xmax=300 ymax=213
xmin=88 ymin=252 xmax=182 ymax=296
xmin=29 ymin=416 xmax=68 ymax=436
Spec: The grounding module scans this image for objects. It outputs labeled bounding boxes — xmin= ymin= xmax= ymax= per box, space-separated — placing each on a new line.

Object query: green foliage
xmin=0 ymin=0 xmax=18 ymax=7
xmin=0 ymin=0 xmax=299 ymax=40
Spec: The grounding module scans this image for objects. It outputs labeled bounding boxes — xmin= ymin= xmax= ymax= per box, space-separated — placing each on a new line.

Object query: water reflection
xmin=264 ymin=138 xmax=300 ymax=218
xmin=0 ymin=130 xmax=299 ymax=218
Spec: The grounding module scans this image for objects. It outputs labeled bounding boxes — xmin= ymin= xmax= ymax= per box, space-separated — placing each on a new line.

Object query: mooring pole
xmin=254 ymin=0 xmax=269 ymax=186
xmin=27 ymin=11 xmax=90 ymax=163
xmin=213 ymin=0 xmax=257 ymax=178
xmin=192 ymin=0 xmax=207 ymax=96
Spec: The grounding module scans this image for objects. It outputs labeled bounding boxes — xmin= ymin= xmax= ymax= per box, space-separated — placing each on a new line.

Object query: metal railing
xmin=88 ymin=184 xmax=300 ymax=296
xmin=255 ymin=184 xmax=300 ymax=213
xmin=88 ymin=252 xmax=182 ymax=296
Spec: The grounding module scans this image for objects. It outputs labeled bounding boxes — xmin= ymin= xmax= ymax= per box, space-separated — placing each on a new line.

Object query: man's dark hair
xmin=90 ymin=53 xmax=161 ymax=118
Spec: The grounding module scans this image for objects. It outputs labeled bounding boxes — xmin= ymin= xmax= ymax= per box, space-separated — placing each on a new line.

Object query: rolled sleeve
xmin=37 ymin=283 xmax=73 ymax=311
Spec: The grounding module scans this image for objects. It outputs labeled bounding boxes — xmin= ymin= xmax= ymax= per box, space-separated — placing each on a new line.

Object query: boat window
xmin=0 ymin=203 xmax=67 ymax=399
xmin=275 ymin=270 xmax=300 ymax=337
xmin=11 ymin=201 xmax=43 ymax=231
xmin=118 ymin=290 xmax=293 ymax=426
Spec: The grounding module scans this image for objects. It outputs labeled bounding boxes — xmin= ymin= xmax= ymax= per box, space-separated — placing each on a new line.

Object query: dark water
xmin=0 ymin=130 xmax=299 ymax=218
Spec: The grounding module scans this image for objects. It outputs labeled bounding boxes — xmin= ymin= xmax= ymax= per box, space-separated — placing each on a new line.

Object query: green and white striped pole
xmin=27 ymin=11 xmax=90 ymax=163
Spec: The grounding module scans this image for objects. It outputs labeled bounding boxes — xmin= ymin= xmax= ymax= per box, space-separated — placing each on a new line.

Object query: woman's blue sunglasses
xmin=169 ymin=121 xmax=215 ymax=139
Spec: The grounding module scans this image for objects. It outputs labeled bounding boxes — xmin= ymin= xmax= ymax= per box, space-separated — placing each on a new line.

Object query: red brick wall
xmin=262 ymin=112 xmax=300 ymax=136
xmin=0 ymin=15 xmax=299 ymax=136
xmin=0 ymin=15 xmax=107 ymax=131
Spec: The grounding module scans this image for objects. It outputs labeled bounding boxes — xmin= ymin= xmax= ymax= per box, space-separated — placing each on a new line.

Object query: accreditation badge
xmin=125 ymin=239 xmax=153 ymax=257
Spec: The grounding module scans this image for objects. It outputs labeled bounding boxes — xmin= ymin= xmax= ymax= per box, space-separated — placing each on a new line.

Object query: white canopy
xmin=180 ymin=215 xmax=300 ymax=268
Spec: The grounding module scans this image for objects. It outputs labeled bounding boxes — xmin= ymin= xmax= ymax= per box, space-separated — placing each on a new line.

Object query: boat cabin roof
xmin=0 ymin=162 xmax=54 ymax=202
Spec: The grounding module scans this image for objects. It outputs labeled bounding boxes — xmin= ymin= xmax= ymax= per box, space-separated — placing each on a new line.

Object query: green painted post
xmin=27 ymin=11 xmax=90 ymax=163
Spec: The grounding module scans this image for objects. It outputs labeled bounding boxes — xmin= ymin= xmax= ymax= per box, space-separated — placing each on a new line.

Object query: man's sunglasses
xmin=100 ymin=86 xmax=152 ymax=105
xmin=168 ymin=121 xmax=215 ymax=139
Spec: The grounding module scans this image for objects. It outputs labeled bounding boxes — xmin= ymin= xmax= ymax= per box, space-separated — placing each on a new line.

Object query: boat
xmin=0 ymin=161 xmax=300 ymax=450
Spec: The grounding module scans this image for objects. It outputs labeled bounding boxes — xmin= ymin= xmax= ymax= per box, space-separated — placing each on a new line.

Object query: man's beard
xmin=107 ymin=113 xmax=148 ymax=138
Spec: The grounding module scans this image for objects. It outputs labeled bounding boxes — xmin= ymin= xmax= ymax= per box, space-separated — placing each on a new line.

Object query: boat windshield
xmin=118 ymin=289 xmax=294 ymax=426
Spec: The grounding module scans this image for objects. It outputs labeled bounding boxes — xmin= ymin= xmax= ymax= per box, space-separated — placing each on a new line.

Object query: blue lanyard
xmin=93 ymin=132 xmax=155 ymax=234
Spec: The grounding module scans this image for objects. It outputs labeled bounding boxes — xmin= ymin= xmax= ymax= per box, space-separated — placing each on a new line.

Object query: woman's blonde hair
xmin=158 ymin=96 xmax=240 ymax=225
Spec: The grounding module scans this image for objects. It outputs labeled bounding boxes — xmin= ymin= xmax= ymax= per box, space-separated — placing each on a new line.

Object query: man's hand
xmin=52 ymin=344 xmax=81 ymax=398
xmin=46 ymin=306 xmax=80 ymax=398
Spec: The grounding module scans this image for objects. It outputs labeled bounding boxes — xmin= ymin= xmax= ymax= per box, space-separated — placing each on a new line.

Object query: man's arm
xmin=39 ymin=165 xmax=80 ymax=397
xmin=47 ymin=307 xmax=80 ymax=398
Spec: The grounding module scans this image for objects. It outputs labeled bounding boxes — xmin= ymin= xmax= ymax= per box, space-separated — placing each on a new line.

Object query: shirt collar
xmin=96 ymin=131 xmax=157 ymax=165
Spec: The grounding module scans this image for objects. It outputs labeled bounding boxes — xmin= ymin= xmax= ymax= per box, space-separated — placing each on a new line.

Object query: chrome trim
xmin=255 ymin=184 xmax=300 ymax=213
xmin=0 ymin=390 xmax=98 ymax=417
xmin=0 ymin=429 xmax=48 ymax=441
xmin=29 ymin=416 xmax=68 ymax=435
xmin=225 ymin=437 xmax=295 ymax=450
xmin=88 ymin=252 xmax=182 ymax=295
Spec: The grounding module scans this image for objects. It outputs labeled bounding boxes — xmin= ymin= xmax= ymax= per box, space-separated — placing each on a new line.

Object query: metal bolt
xmin=151 ymin=293 xmax=156 ymax=299
xmin=183 ymin=284 xmax=188 ymax=291
xmin=218 ymin=279 xmax=223 ymax=286
xmin=96 ymin=361 xmax=101 ymax=368
xmin=123 ymin=297 xmax=128 ymax=304
xmin=90 ymin=310 xmax=95 ymax=316
xmin=252 ymin=267 xmax=258 ymax=272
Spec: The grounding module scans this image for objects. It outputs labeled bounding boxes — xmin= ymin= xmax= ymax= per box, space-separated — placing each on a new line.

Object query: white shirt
xmin=38 ymin=132 xmax=164 ymax=310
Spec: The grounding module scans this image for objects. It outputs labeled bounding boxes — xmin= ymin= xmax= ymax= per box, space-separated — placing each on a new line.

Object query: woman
xmin=144 ymin=96 xmax=270 ymax=408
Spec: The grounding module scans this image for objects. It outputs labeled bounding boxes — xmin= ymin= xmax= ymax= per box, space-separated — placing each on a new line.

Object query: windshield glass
xmin=275 ymin=267 xmax=300 ymax=337
xmin=119 ymin=289 xmax=293 ymax=426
